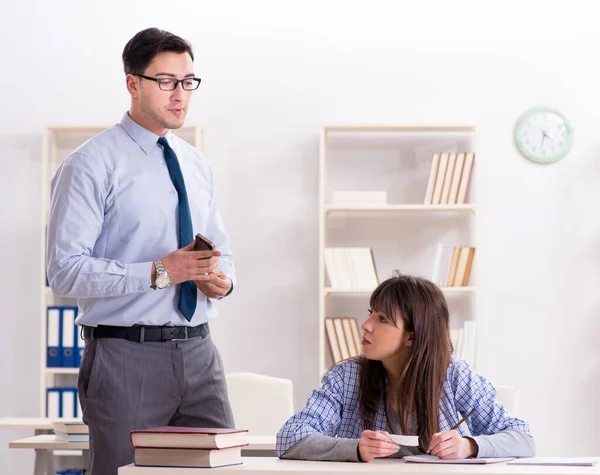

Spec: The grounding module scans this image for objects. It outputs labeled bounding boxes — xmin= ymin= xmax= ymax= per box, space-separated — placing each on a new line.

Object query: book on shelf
xmin=130 ymin=426 xmax=248 ymax=450
xmin=432 ymin=243 xmax=475 ymax=287
xmin=324 ymin=247 xmax=378 ymax=290
xmin=449 ymin=319 xmax=476 ymax=367
xmin=325 ymin=317 xmax=362 ymax=363
xmin=424 ymin=152 xmax=475 ymax=205
xmin=133 ymin=446 xmax=243 ymax=469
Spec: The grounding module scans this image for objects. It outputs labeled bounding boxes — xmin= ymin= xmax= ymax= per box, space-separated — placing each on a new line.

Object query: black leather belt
xmin=82 ymin=323 xmax=209 ymax=343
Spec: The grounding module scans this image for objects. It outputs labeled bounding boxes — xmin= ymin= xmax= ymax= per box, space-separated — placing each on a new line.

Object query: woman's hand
xmin=358 ymin=430 xmax=399 ymax=462
xmin=428 ymin=430 xmax=478 ymax=459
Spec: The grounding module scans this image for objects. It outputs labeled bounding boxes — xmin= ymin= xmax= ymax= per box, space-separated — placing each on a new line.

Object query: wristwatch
xmin=153 ymin=260 xmax=171 ymax=289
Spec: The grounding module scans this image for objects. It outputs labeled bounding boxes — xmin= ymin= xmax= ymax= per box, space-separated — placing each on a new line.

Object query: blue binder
xmin=46 ymin=307 xmax=62 ymax=367
xmin=61 ymin=307 xmax=77 ymax=367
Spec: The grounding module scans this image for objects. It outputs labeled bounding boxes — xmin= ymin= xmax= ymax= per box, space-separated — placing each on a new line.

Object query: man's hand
xmin=357 ymin=430 xmax=399 ymax=462
xmin=428 ymin=430 xmax=478 ymax=459
xmin=195 ymin=269 xmax=232 ymax=299
xmin=156 ymin=242 xmax=221 ymax=285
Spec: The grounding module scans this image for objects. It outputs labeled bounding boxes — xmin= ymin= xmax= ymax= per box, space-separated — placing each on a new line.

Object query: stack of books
xmin=324 ymin=247 xmax=378 ymax=290
xmin=52 ymin=419 xmax=89 ymax=443
xmin=129 ymin=426 xmax=248 ymax=469
xmin=424 ymin=152 xmax=475 ymax=205
xmin=431 ymin=244 xmax=476 ymax=287
xmin=325 ymin=317 xmax=362 ymax=363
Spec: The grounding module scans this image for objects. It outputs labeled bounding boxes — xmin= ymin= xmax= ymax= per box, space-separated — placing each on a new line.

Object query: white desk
xmin=9 ymin=434 xmax=276 ymax=475
xmin=0 ymin=417 xmax=55 ymax=430
xmin=1 ymin=418 xmax=74 ymax=475
xmin=118 ymin=457 xmax=600 ymax=475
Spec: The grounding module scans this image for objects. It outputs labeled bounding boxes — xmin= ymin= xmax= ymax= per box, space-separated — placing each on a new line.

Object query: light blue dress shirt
xmin=47 ymin=113 xmax=235 ymax=327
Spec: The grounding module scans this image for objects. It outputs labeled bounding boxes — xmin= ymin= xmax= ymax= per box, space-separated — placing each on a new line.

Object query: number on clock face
xmin=515 ymin=107 xmax=573 ymax=164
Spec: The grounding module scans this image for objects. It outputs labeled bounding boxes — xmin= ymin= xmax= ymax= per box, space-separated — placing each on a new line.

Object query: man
xmin=47 ymin=28 xmax=235 ymax=475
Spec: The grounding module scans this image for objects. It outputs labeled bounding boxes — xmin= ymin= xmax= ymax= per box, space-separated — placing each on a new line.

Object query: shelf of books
xmin=40 ymin=124 xmax=203 ymax=417
xmin=318 ymin=125 xmax=478 ymax=380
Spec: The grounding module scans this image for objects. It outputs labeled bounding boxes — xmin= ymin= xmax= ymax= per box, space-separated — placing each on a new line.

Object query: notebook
xmin=507 ymin=458 xmax=598 ymax=467
xmin=404 ymin=454 xmax=515 ymax=464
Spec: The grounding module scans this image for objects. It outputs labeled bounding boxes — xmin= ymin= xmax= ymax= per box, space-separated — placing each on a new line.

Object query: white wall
xmin=1 ymin=0 xmax=599 ymax=472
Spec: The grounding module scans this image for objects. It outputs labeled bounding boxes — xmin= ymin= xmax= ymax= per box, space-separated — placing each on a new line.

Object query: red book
xmin=130 ymin=426 xmax=248 ymax=450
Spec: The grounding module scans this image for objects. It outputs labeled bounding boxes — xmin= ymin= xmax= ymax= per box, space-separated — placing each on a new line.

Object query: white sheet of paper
xmin=389 ymin=434 xmax=419 ymax=446
xmin=404 ymin=455 xmax=515 ymax=464
xmin=507 ymin=458 xmax=598 ymax=467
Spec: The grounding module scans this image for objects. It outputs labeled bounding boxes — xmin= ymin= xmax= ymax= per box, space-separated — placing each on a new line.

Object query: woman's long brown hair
xmin=358 ymin=272 xmax=452 ymax=452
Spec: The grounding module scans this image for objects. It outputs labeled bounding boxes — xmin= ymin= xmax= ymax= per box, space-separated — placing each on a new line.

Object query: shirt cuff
xmin=340 ymin=438 xmax=361 ymax=462
xmin=126 ymin=261 xmax=153 ymax=293
xmin=225 ymin=279 xmax=234 ymax=296
xmin=470 ymin=436 xmax=490 ymax=458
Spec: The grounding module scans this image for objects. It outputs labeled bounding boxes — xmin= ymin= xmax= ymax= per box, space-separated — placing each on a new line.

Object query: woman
xmin=276 ymin=273 xmax=534 ymax=462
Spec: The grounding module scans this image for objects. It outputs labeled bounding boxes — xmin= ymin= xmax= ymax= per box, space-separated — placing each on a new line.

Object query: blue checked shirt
xmin=276 ymin=356 xmax=533 ymax=458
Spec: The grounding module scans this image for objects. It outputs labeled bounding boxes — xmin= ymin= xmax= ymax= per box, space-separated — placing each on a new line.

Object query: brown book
xmin=333 ymin=318 xmax=350 ymax=360
xmin=348 ymin=318 xmax=362 ymax=355
xmin=456 ymin=153 xmax=475 ymax=204
xmin=134 ymin=446 xmax=242 ymax=468
xmin=325 ymin=318 xmax=342 ymax=363
xmin=446 ymin=247 xmax=461 ymax=286
xmin=130 ymin=426 xmax=248 ymax=450
xmin=452 ymin=247 xmax=472 ymax=287
xmin=432 ymin=152 xmax=449 ymax=205
xmin=440 ymin=153 xmax=457 ymax=205
xmin=342 ymin=318 xmax=358 ymax=357
xmin=461 ymin=248 xmax=476 ymax=286
xmin=448 ymin=152 xmax=465 ymax=204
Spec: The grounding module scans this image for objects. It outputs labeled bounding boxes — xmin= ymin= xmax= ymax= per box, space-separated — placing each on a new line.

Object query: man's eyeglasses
xmin=134 ymin=74 xmax=201 ymax=91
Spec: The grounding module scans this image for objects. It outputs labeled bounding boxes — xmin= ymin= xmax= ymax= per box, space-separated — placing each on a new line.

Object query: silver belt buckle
xmin=172 ymin=326 xmax=188 ymax=341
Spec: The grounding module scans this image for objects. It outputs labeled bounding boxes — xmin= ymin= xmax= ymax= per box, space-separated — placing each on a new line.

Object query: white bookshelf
xmin=318 ymin=125 xmax=478 ymax=379
xmin=325 ymin=204 xmax=476 ymax=214
xmin=40 ymin=124 xmax=203 ymax=416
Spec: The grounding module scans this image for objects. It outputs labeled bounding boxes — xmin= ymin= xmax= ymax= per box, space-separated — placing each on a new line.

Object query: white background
xmin=1 ymin=1 xmax=599 ymax=472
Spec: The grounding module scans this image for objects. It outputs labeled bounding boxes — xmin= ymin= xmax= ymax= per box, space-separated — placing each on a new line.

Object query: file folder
xmin=46 ymin=388 xmax=61 ymax=419
xmin=62 ymin=308 xmax=76 ymax=367
xmin=46 ymin=307 xmax=62 ymax=367
xmin=61 ymin=388 xmax=77 ymax=419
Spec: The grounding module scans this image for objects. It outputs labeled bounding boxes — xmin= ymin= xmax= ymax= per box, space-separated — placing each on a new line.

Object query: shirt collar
xmin=120 ymin=112 xmax=173 ymax=154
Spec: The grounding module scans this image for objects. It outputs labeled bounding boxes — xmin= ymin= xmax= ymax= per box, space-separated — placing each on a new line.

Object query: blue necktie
xmin=158 ymin=136 xmax=197 ymax=322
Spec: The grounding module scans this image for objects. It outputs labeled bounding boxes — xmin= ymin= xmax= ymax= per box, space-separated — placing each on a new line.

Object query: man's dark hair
xmin=122 ymin=28 xmax=194 ymax=75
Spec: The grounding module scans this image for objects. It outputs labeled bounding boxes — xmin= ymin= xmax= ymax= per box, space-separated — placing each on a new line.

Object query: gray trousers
xmin=78 ymin=331 xmax=234 ymax=475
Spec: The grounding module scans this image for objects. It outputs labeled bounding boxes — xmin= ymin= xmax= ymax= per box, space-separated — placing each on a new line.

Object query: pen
xmin=450 ymin=406 xmax=476 ymax=431
xmin=426 ymin=406 xmax=477 ymax=454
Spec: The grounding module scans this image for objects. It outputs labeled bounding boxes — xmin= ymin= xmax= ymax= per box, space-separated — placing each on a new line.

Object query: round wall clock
xmin=514 ymin=107 xmax=573 ymax=164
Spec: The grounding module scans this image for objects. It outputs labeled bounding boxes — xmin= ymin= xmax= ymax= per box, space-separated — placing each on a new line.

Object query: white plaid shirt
xmin=276 ymin=356 xmax=532 ymax=455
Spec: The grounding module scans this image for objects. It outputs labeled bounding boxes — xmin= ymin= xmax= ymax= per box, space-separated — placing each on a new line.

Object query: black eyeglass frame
xmin=134 ymin=73 xmax=201 ymax=91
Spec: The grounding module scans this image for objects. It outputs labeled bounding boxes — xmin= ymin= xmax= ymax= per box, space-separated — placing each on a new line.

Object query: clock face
xmin=514 ymin=107 xmax=573 ymax=164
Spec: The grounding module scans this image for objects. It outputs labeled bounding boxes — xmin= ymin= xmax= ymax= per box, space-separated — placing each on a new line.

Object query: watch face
xmin=514 ymin=107 xmax=573 ymax=164
xmin=156 ymin=274 xmax=170 ymax=289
